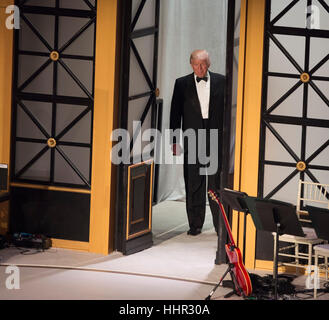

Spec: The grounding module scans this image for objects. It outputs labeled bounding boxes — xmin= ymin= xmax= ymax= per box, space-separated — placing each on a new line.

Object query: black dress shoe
xmin=187 ymin=228 xmax=202 ymax=236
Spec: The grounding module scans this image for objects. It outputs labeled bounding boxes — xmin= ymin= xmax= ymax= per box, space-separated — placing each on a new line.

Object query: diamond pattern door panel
xmin=257 ymin=0 xmax=329 ymax=260
xmin=115 ymin=0 xmax=160 ymax=254
xmin=12 ymin=0 xmax=97 ymax=189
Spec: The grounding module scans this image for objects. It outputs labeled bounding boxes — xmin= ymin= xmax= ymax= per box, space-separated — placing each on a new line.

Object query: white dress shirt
xmin=194 ymin=72 xmax=210 ymax=119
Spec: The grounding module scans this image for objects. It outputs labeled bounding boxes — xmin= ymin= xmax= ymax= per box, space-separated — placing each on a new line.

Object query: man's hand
xmin=171 ymin=144 xmax=183 ymax=156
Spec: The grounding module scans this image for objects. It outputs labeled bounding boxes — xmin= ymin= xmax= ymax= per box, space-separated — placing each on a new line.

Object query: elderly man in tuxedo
xmin=170 ymin=49 xmax=225 ymax=236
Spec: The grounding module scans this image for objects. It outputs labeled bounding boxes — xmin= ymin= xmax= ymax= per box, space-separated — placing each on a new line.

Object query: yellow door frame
xmin=0 ymin=0 xmax=14 ymax=185
xmin=233 ymin=0 xmax=266 ymax=270
xmin=89 ymin=0 xmax=119 ymax=254
xmin=0 ymin=1 xmax=14 ymax=237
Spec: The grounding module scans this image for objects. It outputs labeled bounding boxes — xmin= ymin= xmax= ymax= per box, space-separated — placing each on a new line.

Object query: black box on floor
xmin=0 ymin=164 xmax=8 ymax=191
xmin=12 ymin=233 xmax=52 ymax=250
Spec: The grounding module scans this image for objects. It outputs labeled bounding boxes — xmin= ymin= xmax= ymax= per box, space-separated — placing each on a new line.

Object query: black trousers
xmin=183 ymin=119 xmax=221 ymax=233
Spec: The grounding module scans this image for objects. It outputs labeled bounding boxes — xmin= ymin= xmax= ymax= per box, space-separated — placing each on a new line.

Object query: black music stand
xmin=244 ymin=197 xmax=305 ymax=300
xmin=219 ymin=188 xmax=249 ymax=264
xmin=306 ymin=206 xmax=329 ymax=241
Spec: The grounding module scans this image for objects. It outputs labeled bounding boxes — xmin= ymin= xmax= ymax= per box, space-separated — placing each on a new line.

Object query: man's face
xmin=191 ymin=58 xmax=209 ymax=78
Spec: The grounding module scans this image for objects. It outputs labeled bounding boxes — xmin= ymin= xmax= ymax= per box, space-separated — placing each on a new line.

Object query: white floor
xmin=0 ymin=201 xmax=328 ymax=302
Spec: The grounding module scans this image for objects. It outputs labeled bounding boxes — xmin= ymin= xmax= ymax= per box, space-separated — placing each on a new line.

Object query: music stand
xmin=219 ymin=188 xmax=249 ymax=264
xmin=306 ymin=206 xmax=329 ymax=241
xmin=244 ymin=197 xmax=305 ymax=300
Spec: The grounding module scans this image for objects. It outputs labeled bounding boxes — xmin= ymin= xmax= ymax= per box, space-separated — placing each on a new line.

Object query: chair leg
xmin=295 ymin=243 xmax=298 ymax=267
xmin=308 ymin=243 xmax=312 ymax=267
xmin=314 ymin=253 xmax=318 ymax=299
xmin=273 ymin=235 xmax=277 ymax=279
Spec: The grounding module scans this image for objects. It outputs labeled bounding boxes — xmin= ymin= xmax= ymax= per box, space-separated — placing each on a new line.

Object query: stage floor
xmin=0 ymin=200 xmax=328 ymax=301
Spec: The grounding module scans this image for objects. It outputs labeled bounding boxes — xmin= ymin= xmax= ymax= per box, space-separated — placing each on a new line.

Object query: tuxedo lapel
xmin=186 ymin=73 xmax=203 ymax=118
xmin=208 ymin=71 xmax=219 ymax=119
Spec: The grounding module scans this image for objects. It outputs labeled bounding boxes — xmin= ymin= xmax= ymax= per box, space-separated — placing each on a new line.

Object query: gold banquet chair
xmin=273 ymin=180 xmax=329 ymax=271
xmin=306 ymin=206 xmax=329 ymax=298
xmin=297 ymin=180 xmax=329 ymax=223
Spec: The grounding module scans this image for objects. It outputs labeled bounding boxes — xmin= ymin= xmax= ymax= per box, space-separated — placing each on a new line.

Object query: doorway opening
xmin=115 ymin=0 xmax=242 ymax=258
xmin=152 ymin=0 xmax=241 ymax=247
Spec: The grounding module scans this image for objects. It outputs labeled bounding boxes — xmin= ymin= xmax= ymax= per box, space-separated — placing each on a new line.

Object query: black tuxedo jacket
xmin=170 ymin=71 xmax=225 ymax=160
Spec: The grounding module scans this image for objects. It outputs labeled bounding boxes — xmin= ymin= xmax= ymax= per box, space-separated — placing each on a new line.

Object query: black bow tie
xmin=196 ymin=76 xmax=208 ymax=83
